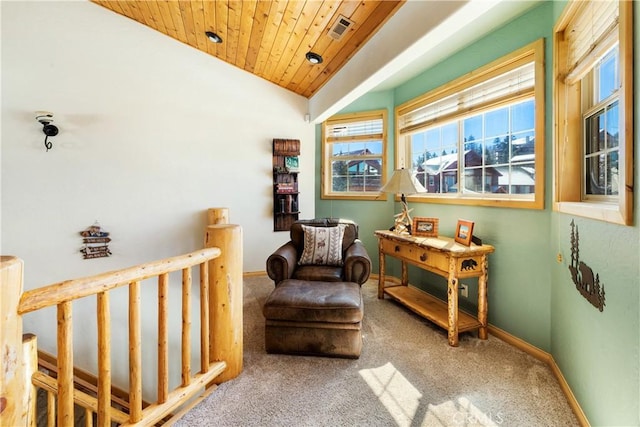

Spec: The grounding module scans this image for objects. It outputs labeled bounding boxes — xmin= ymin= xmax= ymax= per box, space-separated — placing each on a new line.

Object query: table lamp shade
xmin=380 ymin=168 xmax=427 ymax=195
xmin=380 ymin=169 xmax=426 ymax=234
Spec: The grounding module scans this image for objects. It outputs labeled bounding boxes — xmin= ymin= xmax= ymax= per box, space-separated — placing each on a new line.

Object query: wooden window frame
xmin=553 ymin=0 xmax=634 ymax=225
xmin=321 ymin=109 xmax=388 ymax=200
xmin=394 ymin=39 xmax=546 ymax=210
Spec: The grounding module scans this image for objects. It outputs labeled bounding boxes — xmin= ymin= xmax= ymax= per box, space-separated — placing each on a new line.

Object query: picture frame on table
xmin=455 ymin=219 xmax=475 ymax=246
xmin=412 ymin=217 xmax=439 ymax=237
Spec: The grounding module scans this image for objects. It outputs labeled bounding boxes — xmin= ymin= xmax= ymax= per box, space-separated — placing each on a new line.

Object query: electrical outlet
xmin=459 ymin=283 xmax=469 ymax=298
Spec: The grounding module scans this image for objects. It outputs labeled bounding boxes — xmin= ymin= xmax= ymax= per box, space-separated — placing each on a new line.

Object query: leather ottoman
xmin=262 ymin=279 xmax=363 ymax=358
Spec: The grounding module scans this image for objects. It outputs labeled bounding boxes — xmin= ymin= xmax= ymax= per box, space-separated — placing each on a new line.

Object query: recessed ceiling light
xmin=305 ymin=51 xmax=323 ymax=64
xmin=205 ymin=31 xmax=222 ymax=43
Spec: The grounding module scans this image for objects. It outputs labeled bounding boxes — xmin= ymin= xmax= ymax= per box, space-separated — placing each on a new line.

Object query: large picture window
xmin=395 ymin=39 xmax=545 ymax=209
xmin=322 ymin=110 xmax=387 ymax=200
xmin=554 ymin=0 xmax=633 ymax=225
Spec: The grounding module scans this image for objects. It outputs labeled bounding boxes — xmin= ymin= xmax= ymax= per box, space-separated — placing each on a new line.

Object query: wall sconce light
xmin=35 ymin=111 xmax=59 ymax=152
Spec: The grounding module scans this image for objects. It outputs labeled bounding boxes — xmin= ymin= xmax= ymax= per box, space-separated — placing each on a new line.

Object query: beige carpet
xmin=176 ymin=276 xmax=578 ymax=427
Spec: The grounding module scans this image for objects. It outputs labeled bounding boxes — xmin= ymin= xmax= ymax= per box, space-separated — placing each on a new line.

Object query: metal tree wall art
xmin=568 ymin=220 xmax=605 ymax=311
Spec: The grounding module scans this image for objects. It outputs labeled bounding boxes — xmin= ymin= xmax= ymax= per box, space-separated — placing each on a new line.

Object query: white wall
xmin=1 ymin=1 xmax=314 ymax=396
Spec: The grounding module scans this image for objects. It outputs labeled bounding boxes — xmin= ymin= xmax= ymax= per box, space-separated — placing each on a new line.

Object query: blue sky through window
xmin=411 ymin=100 xmax=535 ymax=159
xmin=598 ymin=46 xmax=619 ymax=102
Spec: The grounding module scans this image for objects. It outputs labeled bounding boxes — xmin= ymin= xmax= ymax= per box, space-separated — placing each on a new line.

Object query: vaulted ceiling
xmin=91 ymin=1 xmax=405 ymax=98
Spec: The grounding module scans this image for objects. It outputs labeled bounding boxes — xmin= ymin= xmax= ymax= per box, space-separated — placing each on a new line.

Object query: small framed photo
xmin=285 ymin=156 xmax=299 ymax=172
xmin=412 ymin=217 xmax=439 ymax=237
xmin=455 ymin=219 xmax=475 ymax=246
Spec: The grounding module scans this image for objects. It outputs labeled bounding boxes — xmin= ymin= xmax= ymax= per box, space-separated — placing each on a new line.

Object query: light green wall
xmin=547 ymin=2 xmax=640 ymax=426
xmin=315 ymin=1 xmax=640 ymax=425
xmin=318 ymin=1 xmax=555 ymax=349
xmin=314 ymin=90 xmax=397 ymax=274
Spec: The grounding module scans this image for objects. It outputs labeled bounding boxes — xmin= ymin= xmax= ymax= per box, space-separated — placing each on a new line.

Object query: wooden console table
xmin=375 ymin=230 xmax=495 ymax=346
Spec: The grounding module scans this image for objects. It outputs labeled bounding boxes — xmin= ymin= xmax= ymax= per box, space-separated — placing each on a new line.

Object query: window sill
xmin=321 ymin=193 xmax=387 ymax=201
xmin=408 ymin=194 xmax=543 ymax=210
xmin=554 ymin=201 xmax=627 ymax=225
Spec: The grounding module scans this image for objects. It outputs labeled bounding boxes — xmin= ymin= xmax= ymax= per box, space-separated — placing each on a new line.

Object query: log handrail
xmin=17 ymin=249 xmax=220 ymax=315
xmin=2 ymin=219 xmax=243 ymax=427
xmin=24 ymin=247 xmax=223 ymax=426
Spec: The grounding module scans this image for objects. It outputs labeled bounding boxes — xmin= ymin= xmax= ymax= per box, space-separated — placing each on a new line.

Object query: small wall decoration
xmin=285 ymin=156 xmax=299 ymax=172
xmin=454 ymin=219 xmax=474 ymax=246
xmin=568 ymin=220 xmax=605 ymax=311
xmin=412 ymin=217 xmax=439 ymax=237
xmin=80 ymin=221 xmax=112 ymax=259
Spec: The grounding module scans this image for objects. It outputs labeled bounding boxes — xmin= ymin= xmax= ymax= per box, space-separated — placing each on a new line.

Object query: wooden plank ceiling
xmin=92 ymin=1 xmax=405 ymax=98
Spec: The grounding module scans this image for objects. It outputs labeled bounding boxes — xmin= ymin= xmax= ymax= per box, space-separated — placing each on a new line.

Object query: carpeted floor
xmin=176 ymin=276 xmax=579 ymax=427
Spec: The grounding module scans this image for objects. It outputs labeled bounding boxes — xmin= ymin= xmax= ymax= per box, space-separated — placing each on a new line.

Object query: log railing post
xmin=181 ymin=268 xmax=192 ymax=387
xmin=97 ymin=292 xmax=111 ymax=426
xmin=157 ymin=273 xmax=169 ymax=403
xmin=205 ymin=224 xmax=243 ymax=383
xmin=1 ymin=256 xmax=27 ymax=426
xmin=129 ymin=281 xmax=142 ymax=423
xmin=22 ymin=334 xmax=38 ymax=427
xmin=207 ymin=208 xmax=229 ymax=226
xmin=199 ymin=262 xmax=210 ymax=373
xmin=57 ymin=301 xmax=74 ymax=427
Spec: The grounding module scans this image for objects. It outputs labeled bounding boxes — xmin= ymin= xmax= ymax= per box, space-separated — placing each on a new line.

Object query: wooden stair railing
xmin=1 ymin=221 xmax=243 ymax=427
xmin=37 ymin=350 xmax=133 ymax=415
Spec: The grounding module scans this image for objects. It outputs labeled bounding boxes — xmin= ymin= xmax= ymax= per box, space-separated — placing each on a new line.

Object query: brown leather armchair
xmin=266 ymin=218 xmax=371 ymax=285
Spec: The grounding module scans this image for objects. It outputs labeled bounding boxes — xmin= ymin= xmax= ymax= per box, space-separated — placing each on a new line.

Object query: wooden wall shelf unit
xmin=273 ymin=139 xmax=300 ymax=231
xmin=374 ymin=230 xmax=495 ymax=346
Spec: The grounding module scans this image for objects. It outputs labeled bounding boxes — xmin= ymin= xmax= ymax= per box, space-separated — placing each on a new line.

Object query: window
xmin=554 ymin=0 xmax=633 ymax=225
xmin=395 ymin=39 xmax=545 ymax=209
xmin=322 ymin=110 xmax=387 ymax=200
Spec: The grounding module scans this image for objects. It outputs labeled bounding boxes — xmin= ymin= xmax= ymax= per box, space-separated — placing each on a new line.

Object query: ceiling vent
xmin=328 ymin=15 xmax=353 ymax=41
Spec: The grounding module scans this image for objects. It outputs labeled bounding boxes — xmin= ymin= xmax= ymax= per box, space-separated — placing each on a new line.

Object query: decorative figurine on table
xmin=391 ymin=196 xmax=413 ymax=234
xmin=380 ymin=168 xmax=426 ymax=235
